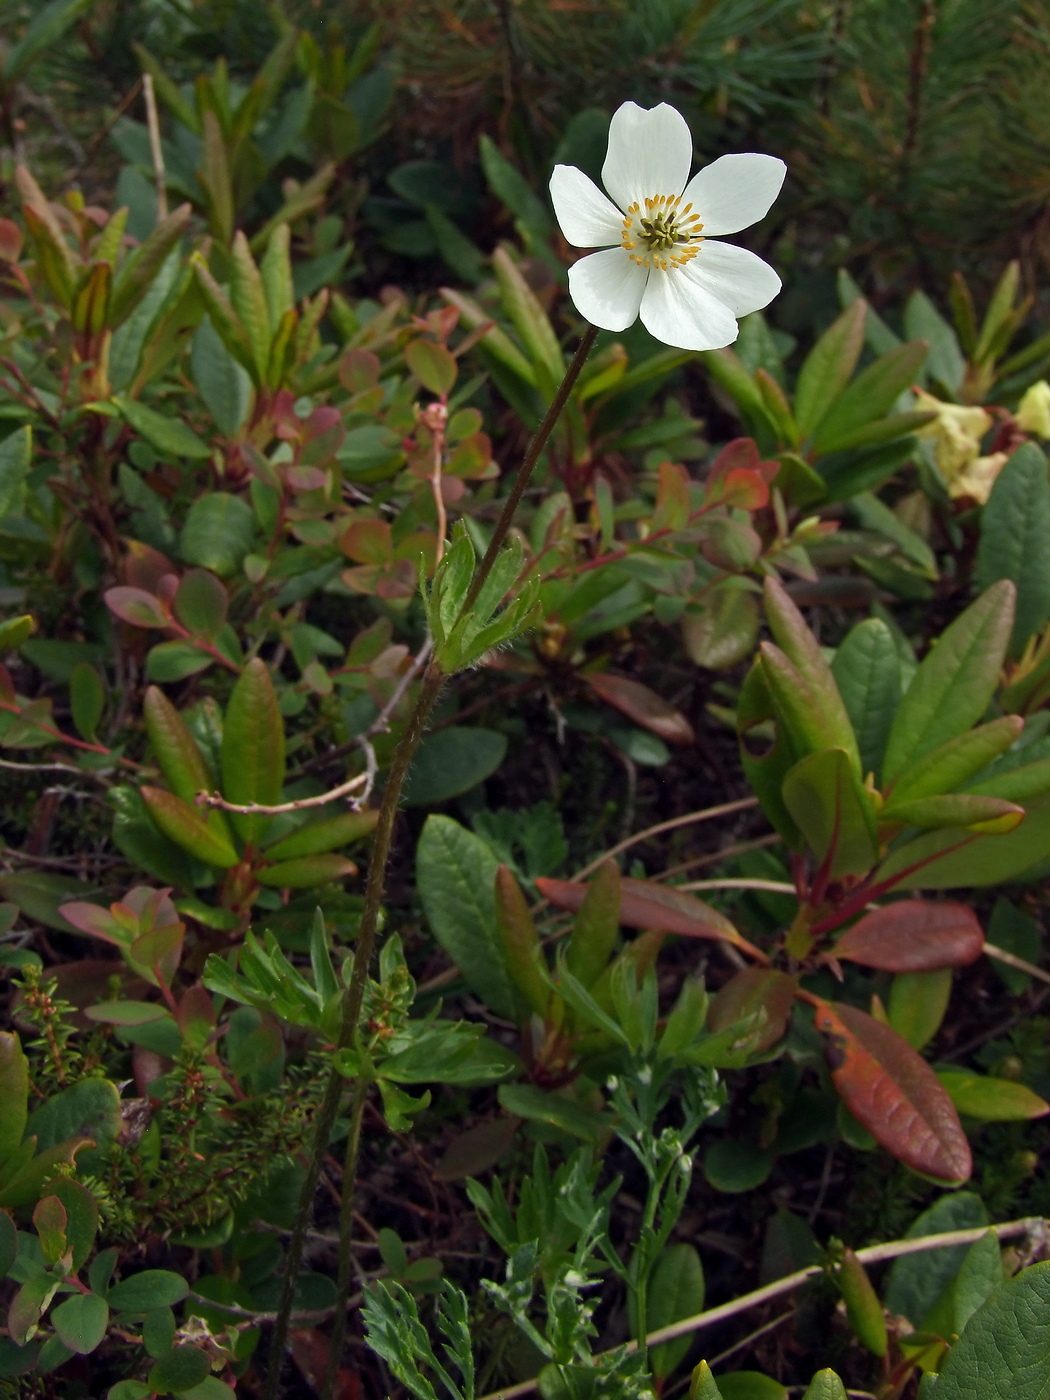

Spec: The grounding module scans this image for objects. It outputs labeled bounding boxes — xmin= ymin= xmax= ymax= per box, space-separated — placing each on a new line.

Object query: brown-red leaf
xmin=708 ymin=968 xmax=797 ymax=1052
xmin=104 ymin=586 xmax=170 ymax=630
xmin=536 ymin=875 xmax=765 ymax=961
xmin=814 ymin=1000 xmax=971 ymax=1182
xmin=583 ymin=673 xmax=695 ymax=745
xmin=830 ymin=900 xmax=984 ymax=972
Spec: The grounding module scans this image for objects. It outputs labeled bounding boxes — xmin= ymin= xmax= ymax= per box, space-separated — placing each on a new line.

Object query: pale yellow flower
xmin=1016 ymin=380 xmax=1050 ymax=438
xmin=948 ymin=451 xmax=1008 ymax=505
xmin=912 ymin=388 xmax=993 ymax=489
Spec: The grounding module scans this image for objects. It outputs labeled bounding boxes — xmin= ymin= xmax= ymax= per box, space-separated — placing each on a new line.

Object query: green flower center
xmin=621 ymin=195 xmax=704 ymax=271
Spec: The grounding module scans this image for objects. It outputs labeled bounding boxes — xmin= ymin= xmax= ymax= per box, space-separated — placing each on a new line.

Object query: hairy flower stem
xmin=264 ymin=324 xmax=598 ymax=1400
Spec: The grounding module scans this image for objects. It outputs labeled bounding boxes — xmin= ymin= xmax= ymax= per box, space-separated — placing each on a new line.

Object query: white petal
xmin=639 ymin=267 xmax=739 ymax=351
xmin=549 ymin=165 xmax=625 ymax=248
xmin=602 ymin=101 xmax=693 ymax=213
xmin=687 ymin=240 xmax=781 ymax=316
xmin=681 ymin=153 xmax=786 ymax=236
xmin=567 ymin=248 xmax=648 ymax=332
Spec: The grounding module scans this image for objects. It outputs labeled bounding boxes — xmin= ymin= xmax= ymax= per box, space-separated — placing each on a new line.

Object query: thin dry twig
xmin=569 ymin=798 xmax=761 ymax=883
xmin=195 ymin=770 xmax=369 ymax=818
xmin=983 ymin=941 xmax=1050 ymax=988
xmin=142 ymin=74 xmax=167 ymax=221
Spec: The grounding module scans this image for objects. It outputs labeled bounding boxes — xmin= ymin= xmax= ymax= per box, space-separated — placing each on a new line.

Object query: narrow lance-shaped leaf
xmin=794 ymin=299 xmax=867 ymax=439
xmin=494 ymin=866 xmax=551 ymax=1020
xmin=975 ymin=442 xmax=1050 ymax=655
xmin=109 ymin=203 xmax=193 ymax=326
xmin=814 ymin=999 xmax=971 ymax=1182
xmin=221 ymin=657 xmax=285 ymax=848
xmin=831 ymin=617 xmax=901 ymax=782
xmin=140 ymin=787 xmax=239 ymax=868
xmin=882 ymin=581 xmax=1016 ymax=784
xmin=887 ymin=715 xmax=1024 ymax=805
xmin=564 ymin=859 xmax=620 ymax=988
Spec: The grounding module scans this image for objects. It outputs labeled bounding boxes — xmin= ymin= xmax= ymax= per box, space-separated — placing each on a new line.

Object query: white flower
xmin=549 ymin=101 xmax=786 ymax=351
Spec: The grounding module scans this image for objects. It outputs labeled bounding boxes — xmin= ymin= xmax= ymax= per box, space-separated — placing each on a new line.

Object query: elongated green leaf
xmin=852 ymin=491 xmax=937 ymax=579
xmin=230 ymin=231 xmax=271 ymax=382
xmin=647 ymin=1243 xmax=705 ymax=1381
xmin=801 ymin=1372 xmax=847 ymax=1400
xmin=180 ymin=492 xmax=255 ymax=577
xmin=220 ymin=658 xmax=284 ymax=848
xmin=262 ymin=810 xmax=378 ymax=861
xmin=191 ymin=317 xmax=252 ymax=437
xmin=811 ymin=341 xmax=928 ymax=453
xmin=889 ymin=968 xmax=952 ymax=1049
xmin=832 ymin=618 xmax=901 ymax=782
xmin=259 ymin=223 xmax=295 ymax=327
xmin=700 ymin=347 xmax=778 ymax=438
xmin=494 ymin=866 xmax=550 ymax=1019
xmin=794 ymin=300 xmax=866 ymax=439
xmin=113 ymin=395 xmax=210 ymax=460
xmin=141 ymin=787 xmax=238 ymax=867
xmin=417 ymin=816 xmax=527 ymax=1022
xmin=0 ymin=426 xmax=32 ymax=521
xmin=764 ymin=577 xmax=860 ymax=770
xmin=491 ymin=246 xmax=564 ymax=392
xmin=937 ymin=1070 xmax=1049 ymax=1122
xmin=255 ymin=854 xmax=356 ymax=888
xmin=882 ymin=581 xmax=1016 ymax=783
xmin=888 ymin=717 xmax=1023 ymax=804
xmin=876 ymin=787 xmax=1050 ymax=890
xmin=976 ymin=443 xmax=1050 ymax=654
xmin=0 ymin=1031 xmax=28 ymax=1170
xmin=565 ymin=859 xmax=620 ymax=988
xmin=782 ymin=748 xmax=877 ymax=876
xmin=920 ymin=1261 xmax=1050 ymax=1400
xmin=110 ymin=204 xmax=192 ymax=327
xmin=479 ymin=135 xmax=553 ymax=242
xmin=905 ymin=289 xmax=965 ymax=394
xmin=439 ymin=287 xmax=536 ymax=386
xmin=3 ymin=0 xmax=95 ymax=79
xmin=143 ymin=686 xmax=211 ymax=800
xmin=882 ymin=792 xmax=1023 ymax=833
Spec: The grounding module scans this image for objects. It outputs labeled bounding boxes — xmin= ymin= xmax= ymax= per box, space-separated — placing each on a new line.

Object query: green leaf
xmin=811 ymin=341 xmax=929 ymax=454
xmin=763 ymin=577 xmax=860 ymax=771
xmin=921 ymin=1261 xmax=1050 ymax=1400
xmin=179 ymin=492 xmax=255 ymax=577
xmin=716 ymin=1374 xmax=786 ymax=1400
xmin=47 ymin=1178 xmax=99 ymax=1272
xmin=952 ymin=1231 xmax=1004 ymax=1335
xmin=494 ymin=866 xmax=550 ymax=1019
xmin=146 ymin=641 xmax=214 ymax=682
xmin=191 ymin=318 xmax=253 ymax=437
xmin=109 ymin=204 xmax=192 ymax=328
xmin=491 ymin=246 xmax=564 ymax=393
xmin=229 ymin=231 xmax=271 ymax=382
xmin=882 ymin=581 xmax=1016 ymax=783
xmin=143 ymin=690 xmax=212 ymax=805
xmin=794 ymin=300 xmax=867 ymax=439
xmin=801 ymin=1372 xmax=848 ymax=1400
xmin=479 ymin=135 xmax=554 ymax=244
xmin=25 ymin=1077 xmax=120 ymax=1156
xmin=887 ymin=717 xmax=1024 ymax=805
xmin=0 ymin=1210 xmax=14 ymax=1277
xmin=141 ymin=787 xmax=239 ymax=867
xmin=108 ymin=1269 xmax=189 ymax=1314
xmin=832 ymin=618 xmax=901 ymax=782
xmin=405 ymin=339 xmax=458 ymax=397
xmin=691 ymin=1362 xmax=725 ymax=1400
xmin=565 ymin=859 xmax=620 ymax=988
xmin=648 ymin=1243 xmax=705 ymax=1381
xmin=256 ymin=854 xmax=356 ymax=888
xmin=401 ymin=727 xmax=508 ymax=806
xmin=141 ymin=1306 xmax=177 ymax=1359
xmin=782 ymin=748 xmax=877 ymax=876
xmin=852 ymin=492 xmax=937 ymax=579
xmin=889 ymin=968 xmax=952 ymax=1049
xmin=416 ymin=815 xmax=527 ymax=1022
xmin=262 ymin=809 xmax=378 ymax=861
xmin=884 ymin=1192 xmax=987 ymax=1324
xmin=0 ymin=1031 xmax=28 ymax=1171
xmin=496 ymin=1083 xmax=607 ymax=1142
xmin=148 ymin=1344 xmax=211 ymax=1393
xmin=221 ymin=657 xmax=285 ymax=847
xmin=113 ymin=396 xmax=210 ymax=460
xmin=936 ymin=1070 xmax=1049 ymax=1122
xmin=0 ymin=426 xmax=32 ymax=521
xmin=69 ymin=662 xmax=104 ymax=743
xmin=704 ymin=1140 xmax=773 ymax=1192
xmin=876 ymin=786 xmax=1050 ymax=890
xmin=976 ymin=444 xmax=1050 ymax=654
xmin=173 ymin=570 xmax=227 ymax=638
xmin=3 ymin=0 xmax=94 ymax=79
xmin=50 ymin=1293 xmax=108 ymax=1355
xmin=904 ymin=290 xmax=965 ymax=395
xmin=259 ymin=223 xmax=295 ymax=327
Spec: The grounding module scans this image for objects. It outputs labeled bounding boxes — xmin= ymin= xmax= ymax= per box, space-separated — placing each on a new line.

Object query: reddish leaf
xmin=173 ymin=569 xmax=227 ymax=638
xmin=830 ymin=900 xmax=984 ymax=972
xmin=104 ymin=586 xmax=170 ymax=630
xmin=651 ymin=460 xmax=691 ymax=532
xmin=536 ymin=875 xmax=761 ymax=958
xmin=339 ymin=348 xmax=380 ymax=395
xmin=814 ymin=1000 xmax=971 ymax=1182
xmin=289 ymin=1328 xmax=361 ymax=1400
xmin=0 ymin=219 xmax=23 ymax=263
xmin=707 ymin=968 xmax=797 ymax=1052
xmin=339 ymin=518 xmax=393 ymax=565
xmin=583 ymin=672 xmax=695 ymax=745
